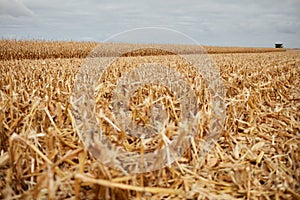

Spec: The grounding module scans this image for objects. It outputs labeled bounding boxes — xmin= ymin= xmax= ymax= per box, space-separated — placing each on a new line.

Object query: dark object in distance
xmin=275 ymin=43 xmax=283 ymax=48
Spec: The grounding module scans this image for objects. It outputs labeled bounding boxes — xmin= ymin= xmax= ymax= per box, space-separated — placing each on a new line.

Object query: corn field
xmin=0 ymin=40 xmax=299 ymax=199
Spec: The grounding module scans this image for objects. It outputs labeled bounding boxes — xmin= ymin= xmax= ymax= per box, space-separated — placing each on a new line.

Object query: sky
xmin=0 ymin=0 xmax=299 ymax=47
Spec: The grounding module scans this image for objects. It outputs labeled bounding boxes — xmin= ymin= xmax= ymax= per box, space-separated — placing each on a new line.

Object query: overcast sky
xmin=0 ymin=0 xmax=299 ymax=47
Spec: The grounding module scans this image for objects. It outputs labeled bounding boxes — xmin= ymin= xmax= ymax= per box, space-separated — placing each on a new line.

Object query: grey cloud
xmin=0 ymin=0 xmax=33 ymax=17
xmin=276 ymin=22 xmax=300 ymax=34
xmin=0 ymin=0 xmax=299 ymax=47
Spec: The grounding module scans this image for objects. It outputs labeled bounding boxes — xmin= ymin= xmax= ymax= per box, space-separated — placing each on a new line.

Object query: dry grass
xmin=0 ymin=41 xmax=299 ymax=199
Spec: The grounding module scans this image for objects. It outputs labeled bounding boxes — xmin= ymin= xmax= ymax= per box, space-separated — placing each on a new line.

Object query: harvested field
xmin=0 ymin=41 xmax=299 ymax=199
xmin=0 ymin=40 xmax=286 ymax=60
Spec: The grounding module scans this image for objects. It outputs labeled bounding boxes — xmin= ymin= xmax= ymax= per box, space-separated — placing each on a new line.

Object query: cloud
xmin=0 ymin=0 xmax=299 ymax=47
xmin=0 ymin=0 xmax=33 ymax=17
xmin=276 ymin=22 xmax=300 ymax=34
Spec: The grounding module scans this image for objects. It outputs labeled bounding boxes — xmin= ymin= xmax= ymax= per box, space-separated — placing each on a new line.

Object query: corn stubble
xmin=0 ymin=41 xmax=299 ymax=199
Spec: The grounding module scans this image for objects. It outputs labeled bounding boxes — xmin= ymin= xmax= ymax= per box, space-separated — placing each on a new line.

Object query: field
xmin=0 ymin=40 xmax=286 ymax=60
xmin=0 ymin=40 xmax=299 ymax=199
